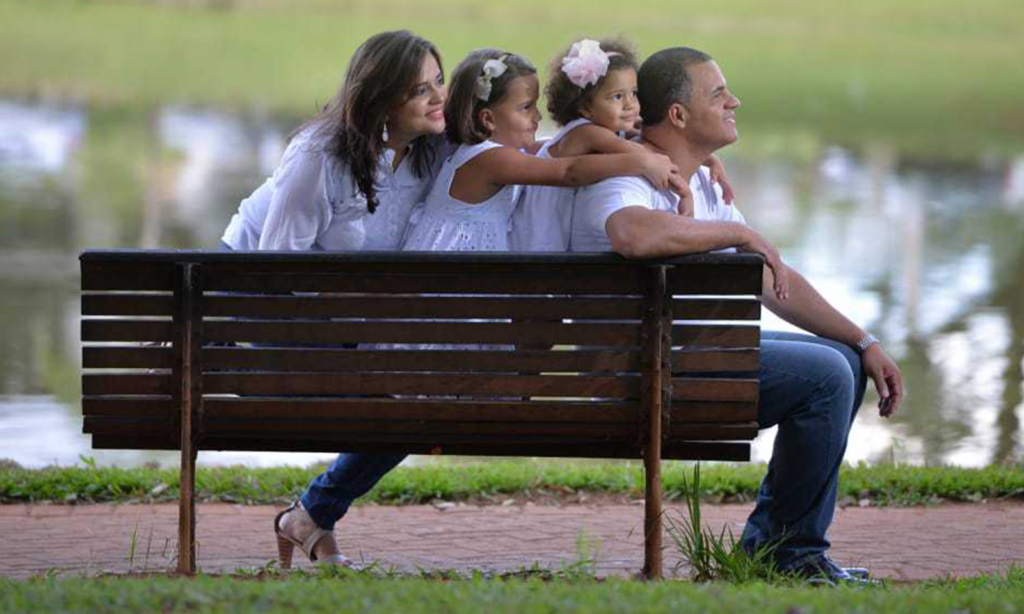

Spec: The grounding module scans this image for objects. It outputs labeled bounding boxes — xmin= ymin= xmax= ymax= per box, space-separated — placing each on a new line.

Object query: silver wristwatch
xmin=855 ymin=333 xmax=879 ymax=353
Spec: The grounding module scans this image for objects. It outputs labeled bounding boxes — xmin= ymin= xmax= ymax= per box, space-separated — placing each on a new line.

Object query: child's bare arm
xmin=548 ymin=123 xmax=644 ymax=158
xmin=704 ymin=153 xmax=736 ymax=204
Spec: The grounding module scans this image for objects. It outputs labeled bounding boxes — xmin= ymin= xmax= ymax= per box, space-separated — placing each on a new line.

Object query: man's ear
xmin=668 ymin=103 xmax=688 ymax=129
xmin=478 ymin=108 xmax=496 ymax=132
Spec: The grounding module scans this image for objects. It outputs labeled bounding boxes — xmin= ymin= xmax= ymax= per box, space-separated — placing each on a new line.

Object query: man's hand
xmin=862 ymin=344 xmax=904 ymax=417
xmin=740 ymin=229 xmax=789 ymax=301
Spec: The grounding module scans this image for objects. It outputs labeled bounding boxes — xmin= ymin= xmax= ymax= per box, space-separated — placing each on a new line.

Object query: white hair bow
xmin=475 ymin=58 xmax=509 ymax=102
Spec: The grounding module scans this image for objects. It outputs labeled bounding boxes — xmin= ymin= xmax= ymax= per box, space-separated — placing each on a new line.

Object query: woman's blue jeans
xmin=301 ymin=330 xmax=867 ymax=566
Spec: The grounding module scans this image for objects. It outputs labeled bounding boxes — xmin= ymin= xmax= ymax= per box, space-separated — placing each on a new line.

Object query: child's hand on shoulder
xmin=640 ymin=152 xmax=681 ymax=191
xmin=676 ymin=182 xmax=694 ymax=217
xmin=705 ymin=154 xmax=736 ymax=204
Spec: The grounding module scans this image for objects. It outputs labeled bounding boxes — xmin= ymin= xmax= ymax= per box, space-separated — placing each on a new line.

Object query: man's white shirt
xmin=570 ymin=165 xmax=746 ymax=252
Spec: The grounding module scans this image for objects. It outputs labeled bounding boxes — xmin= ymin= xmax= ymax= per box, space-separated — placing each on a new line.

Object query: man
xmin=571 ymin=47 xmax=904 ymax=585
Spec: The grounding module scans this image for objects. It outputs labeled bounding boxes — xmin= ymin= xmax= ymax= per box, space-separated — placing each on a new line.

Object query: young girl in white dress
xmin=401 ymin=48 xmax=684 ymax=253
xmin=511 ymin=38 xmax=736 ymax=252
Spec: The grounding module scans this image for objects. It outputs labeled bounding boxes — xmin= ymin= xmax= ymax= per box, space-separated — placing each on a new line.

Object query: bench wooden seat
xmin=80 ymin=250 xmax=763 ymax=577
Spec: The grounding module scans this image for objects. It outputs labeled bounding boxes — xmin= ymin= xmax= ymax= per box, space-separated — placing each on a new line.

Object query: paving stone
xmin=0 ymin=502 xmax=1022 ymax=580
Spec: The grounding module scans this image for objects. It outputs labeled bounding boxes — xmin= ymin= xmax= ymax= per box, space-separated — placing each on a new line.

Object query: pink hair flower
xmin=560 ymin=39 xmax=611 ymax=89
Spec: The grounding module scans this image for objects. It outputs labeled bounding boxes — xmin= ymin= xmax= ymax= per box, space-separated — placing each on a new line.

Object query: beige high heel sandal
xmin=274 ymin=501 xmax=352 ymax=569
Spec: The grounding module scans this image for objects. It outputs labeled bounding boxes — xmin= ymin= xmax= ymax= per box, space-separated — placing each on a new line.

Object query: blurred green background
xmin=1 ymin=0 xmax=1023 ymax=468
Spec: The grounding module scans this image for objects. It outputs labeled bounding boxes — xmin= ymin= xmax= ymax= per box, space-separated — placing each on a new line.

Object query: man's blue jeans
xmin=740 ymin=331 xmax=867 ymax=569
xmin=301 ymin=330 xmax=867 ymax=567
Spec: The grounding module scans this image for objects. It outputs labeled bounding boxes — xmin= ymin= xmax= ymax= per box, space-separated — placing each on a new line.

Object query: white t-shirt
xmin=570 ymin=165 xmax=747 ymax=252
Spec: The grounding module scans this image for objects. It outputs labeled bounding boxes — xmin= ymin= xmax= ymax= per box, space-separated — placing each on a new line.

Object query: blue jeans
xmin=302 ymin=452 xmax=406 ymax=530
xmin=740 ymin=331 xmax=867 ymax=569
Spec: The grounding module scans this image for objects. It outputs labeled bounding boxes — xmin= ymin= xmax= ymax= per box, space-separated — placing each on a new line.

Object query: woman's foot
xmin=274 ymin=501 xmax=352 ymax=569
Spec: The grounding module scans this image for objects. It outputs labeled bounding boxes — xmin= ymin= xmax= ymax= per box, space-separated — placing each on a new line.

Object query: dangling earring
xmin=382 ymin=121 xmax=389 ymax=144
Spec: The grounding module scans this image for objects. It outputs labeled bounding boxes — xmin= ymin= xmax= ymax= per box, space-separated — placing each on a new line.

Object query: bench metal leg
xmin=178 ymin=446 xmax=197 ymax=575
xmin=640 ymin=265 xmax=667 ymax=580
xmin=643 ymin=437 xmax=663 ymax=579
xmin=174 ymin=262 xmax=201 ymax=575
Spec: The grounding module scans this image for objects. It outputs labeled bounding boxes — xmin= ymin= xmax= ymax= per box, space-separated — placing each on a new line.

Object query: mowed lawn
xmin=2 ymin=0 xmax=1023 ymax=154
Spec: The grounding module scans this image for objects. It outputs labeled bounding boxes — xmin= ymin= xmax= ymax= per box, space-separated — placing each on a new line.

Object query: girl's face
xmin=480 ymin=74 xmax=542 ymax=150
xmin=388 ymin=53 xmax=447 ymax=145
xmin=581 ymin=68 xmax=640 ymax=132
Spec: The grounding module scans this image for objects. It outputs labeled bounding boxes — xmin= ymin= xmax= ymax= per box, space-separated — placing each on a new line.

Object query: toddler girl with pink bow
xmin=510 ymin=38 xmax=735 ymax=252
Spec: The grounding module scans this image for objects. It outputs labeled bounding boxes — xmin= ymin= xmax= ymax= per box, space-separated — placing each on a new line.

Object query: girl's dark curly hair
xmin=295 ymin=30 xmax=443 ymax=214
xmin=545 ymin=38 xmax=638 ymax=127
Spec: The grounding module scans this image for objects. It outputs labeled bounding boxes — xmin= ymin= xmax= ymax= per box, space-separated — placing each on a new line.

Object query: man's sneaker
xmin=786 ymin=554 xmax=879 ymax=587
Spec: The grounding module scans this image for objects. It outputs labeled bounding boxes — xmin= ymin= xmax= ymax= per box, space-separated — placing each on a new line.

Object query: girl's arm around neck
xmin=549 ymin=123 xmax=644 ymax=158
xmin=468 ymin=145 xmax=678 ymax=190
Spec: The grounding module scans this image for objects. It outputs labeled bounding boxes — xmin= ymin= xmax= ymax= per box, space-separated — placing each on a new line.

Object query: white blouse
xmin=221 ymin=127 xmax=446 ymax=251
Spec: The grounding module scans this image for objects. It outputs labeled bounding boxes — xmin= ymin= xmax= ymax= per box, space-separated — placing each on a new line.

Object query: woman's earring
xmin=382 ymin=122 xmax=390 ymax=144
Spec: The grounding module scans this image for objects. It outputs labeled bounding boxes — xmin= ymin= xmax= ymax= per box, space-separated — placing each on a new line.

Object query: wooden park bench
xmin=80 ymin=250 xmax=763 ymax=578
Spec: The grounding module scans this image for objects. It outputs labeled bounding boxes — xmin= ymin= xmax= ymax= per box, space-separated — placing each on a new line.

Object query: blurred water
xmin=1 ymin=98 xmax=1022 ymax=468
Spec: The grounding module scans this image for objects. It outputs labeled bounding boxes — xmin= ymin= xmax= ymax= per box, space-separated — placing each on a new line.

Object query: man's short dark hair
xmin=638 ymin=47 xmax=713 ymax=126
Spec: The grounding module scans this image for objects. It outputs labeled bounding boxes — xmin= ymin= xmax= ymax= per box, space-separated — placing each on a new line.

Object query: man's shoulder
xmin=578 ymin=175 xmax=660 ymax=208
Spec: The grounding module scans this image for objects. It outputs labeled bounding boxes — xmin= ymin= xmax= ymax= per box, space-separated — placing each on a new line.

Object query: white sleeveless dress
xmin=401 ymin=140 xmax=520 ymax=252
xmin=509 ymin=118 xmax=591 ymax=252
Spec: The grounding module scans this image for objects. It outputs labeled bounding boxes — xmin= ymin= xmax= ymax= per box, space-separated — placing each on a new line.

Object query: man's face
xmin=682 ymin=61 xmax=741 ymax=149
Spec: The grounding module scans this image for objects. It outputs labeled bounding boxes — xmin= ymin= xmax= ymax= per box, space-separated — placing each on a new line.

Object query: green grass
xmin=3 ymin=568 xmax=1024 ymax=614
xmin=2 ymin=459 xmax=1022 ymax=506
xmin=1 ymin=0 xmax=1023 ymax=155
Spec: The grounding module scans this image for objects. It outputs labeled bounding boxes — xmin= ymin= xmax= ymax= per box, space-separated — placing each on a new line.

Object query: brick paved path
xmin=2 ymin=501 xmax=1022 ymax=581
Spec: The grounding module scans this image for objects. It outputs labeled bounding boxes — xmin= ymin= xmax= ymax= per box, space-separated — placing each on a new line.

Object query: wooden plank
xmin=204 ymin=295 xmax=643 ymax=320
xmin=82 ymin=374 xmax=172 ymax=395
xmin=671 ymin=324 xmax=759 ymax=348
xmin=670 ymin=401 xmax=758 ymax=423
xmin=204 ymin=260 xmax=640 ymax=279
xmin=203 ymin=420 xmax=639 ymax=440
xmin=81 ymin=262 xmax=175 ymax=291
xmin=203 ymin=398 xmax=638 ymax=423
xmin=203 ymin=348 xmax=642 ymax=373
xmin=667 ymin=423 xmax=760 ymax=440
xmin=671 ymin=378 xmax=759 ymax=403
xmin=81 ymin=320 xmax=174 ymax=343
xmin=671 ymin=350 xmax=759 ymax=373
xmin=202 ymin=373 xmax=638 ymax=398
xmin=82 ymin=293 xmax=175 ymax=316
xmin=201 ymin=270 xmax=642 ymax=295
xmin=666 ymin=262 xmax=763 ymax=295
xmin=204 ymin=321 xmax=640 ymax=346
xmin=82 ymin=345 xmax=173 ymax=369
xmin=82 ymin=396 xmax=173 ymax=418
xmin=87 ymin=435 xmax=750 ymax=461
xmin=671 ymin=298 xmax=760 ymax=321
xmin=90 ymin=433 xmax=176 ymax=450
xmin=83 ymin=416 xmax=173 ymax=436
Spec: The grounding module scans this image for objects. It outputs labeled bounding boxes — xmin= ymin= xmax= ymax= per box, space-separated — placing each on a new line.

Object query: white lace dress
xmin=401 ymin=140 xmax=520 ymax=252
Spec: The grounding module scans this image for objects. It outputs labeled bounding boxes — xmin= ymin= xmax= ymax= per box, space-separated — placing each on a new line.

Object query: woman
xmin=220 ymin=30 xmax=448 ymax=568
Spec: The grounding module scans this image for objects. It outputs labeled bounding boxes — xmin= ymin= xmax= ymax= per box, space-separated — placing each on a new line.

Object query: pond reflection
xmin=1 ymin=99 xmax=1021 ymax=468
